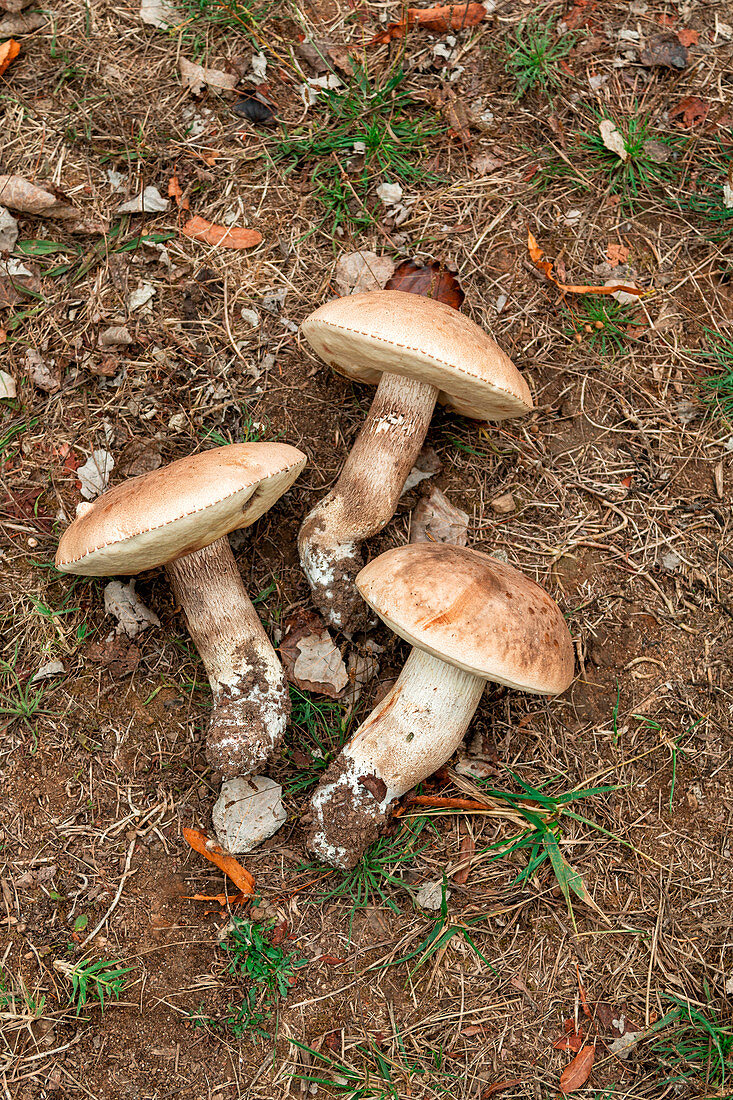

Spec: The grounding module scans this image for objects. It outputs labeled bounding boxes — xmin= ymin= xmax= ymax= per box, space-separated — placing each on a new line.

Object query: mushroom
xmin=306 ymin=542 xmax=574 ymax=869
xmin=56 ymin=443 xmax=306 ymax=778
xmin=298 ymin=289 xmax=533 ymax=631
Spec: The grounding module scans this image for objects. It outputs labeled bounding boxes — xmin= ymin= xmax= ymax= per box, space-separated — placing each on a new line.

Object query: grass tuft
xmin=503 ymin=14 xmax=577 ymax=99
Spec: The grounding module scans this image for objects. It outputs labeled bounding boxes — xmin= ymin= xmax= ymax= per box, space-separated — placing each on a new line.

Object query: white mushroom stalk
xmin=299 ymin=371 xmax=438 ymax=632
xmin=306 ymin=542 xmax=575 ymax=870
xmin=308 ymin=648 xmax=485 ymax=869
xmin=55 ymin=443 xmax=306 ymax=781
xmin=298 ymin=290 xmax=533 ymax=633
xmin=166 ymin=537 xmax=288 ymax=778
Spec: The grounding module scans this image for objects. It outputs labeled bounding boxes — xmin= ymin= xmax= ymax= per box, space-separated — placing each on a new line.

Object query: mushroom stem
xmin=298 ymin=371 xmax=438 ymax=631
xmin=307 ymin=647 xmax=485 ymax=869
xmin=166 ymin=536 xmax=288 ymax=779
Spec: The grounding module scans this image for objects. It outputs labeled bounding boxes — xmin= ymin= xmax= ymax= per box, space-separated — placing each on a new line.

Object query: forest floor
xmin=1 ymin=0 xmax=733 ymax=1097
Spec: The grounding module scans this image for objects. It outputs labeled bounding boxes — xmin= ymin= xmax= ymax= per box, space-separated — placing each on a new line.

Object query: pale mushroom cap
xmin=56 ymin=442 xmax=307 ymax=576
xmin=301 ymin=290 xmax=533 ymax=421
xmin=356 ymin=543 xmax=574 ymax=694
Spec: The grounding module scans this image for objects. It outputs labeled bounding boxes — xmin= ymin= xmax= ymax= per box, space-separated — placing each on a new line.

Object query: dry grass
xmin=1 ymin=0 xmax=732 ymax=1097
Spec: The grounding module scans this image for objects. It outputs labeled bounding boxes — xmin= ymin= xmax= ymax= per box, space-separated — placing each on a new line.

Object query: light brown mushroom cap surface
xmin=356 ymin=543 xmax=574 ymax=695
xmin=56 ymin=443 xmax=306 ymax=576
xmin=301 ymin=290 xmax=533 ymax=421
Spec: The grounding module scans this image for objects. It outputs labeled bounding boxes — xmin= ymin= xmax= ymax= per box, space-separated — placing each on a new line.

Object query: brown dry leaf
xmin=444 ymin=94 xmax=474 ymax=146
xmin=527 ymin=230 xmax=642 ymax=297
xmin=598 ymin=119 xmax=627 ymax=161
xmin=0 ymin=11 xmax=46 ymax=32
xmin=411 ymin=486 xmax=468 ymax=546
xmin=385 ymin=258 xmax=464 ymax=308
xmin=167 ymin=173 xmax=189 ymax=209
xmin=86 ymin=635 xmax=141 ymax=679
xmin=669 ymin=95 xmax=708 ymax=127
xmin=554 ymin=1020 xmax=585 ymax=1052
xmin=182 ymin=215 xmax=262 ymax=249
xmin=279 ymin=608 xmax=348 ymax=697
xmin=606 ymin=242 xmax=629 ymax=266
xmin=676 ymin=27 xmax=698 ymax=47
xmin=452 ymin=833 xmax=475 ymax=885
xmin=182 ymin=826 xmax=255 ymax=894
xmin=372 ymin=2 xmax=486 ymax=44
xmin=559 ymin=1045 xmax=595 ymax=1094
xmin=0 ymin=38 xmax=20 ymax=75
xmin=179 ymin=56 xmax=238 ymax=94
xmin=0 ymin=0 xmax=35 ymax=12
xmin=0 ymin=173 xmax=106 ymax=233
xmin=639 ymin=33 xmax=688 ymax=69
xmin=481 ymin=1082 xmax=524 ymax=1098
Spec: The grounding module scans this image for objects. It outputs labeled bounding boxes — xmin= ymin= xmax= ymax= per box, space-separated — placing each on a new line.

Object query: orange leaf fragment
xmin=481 ymin=1081 xmax=524 ymax=1098
xmin=168 ymin=173 xmax=189 ymax=210
xmin=559 ymin=1045 xmax=595 ymax=1094
xmin=527 ymin=229 xmax=642 ymax=298
xmin=606 ymin=242 xmax=629 ymax=266
xmin=0 ymin=40 xmax=20 ymax=77
xmin=677 ymin=27 xmax=698 ymax=47
xmin=554 ymin=1020 xmax=585 ymax=1052
xmin=182 ymin=215 xmax=262 ymax=250
xmin=372 ymin=2 xmax=486 ymax=44
xmin=182 ymin=827 xmax=255 ymax=895
xmin=577 ymin=964 xmax=592 ymax=1017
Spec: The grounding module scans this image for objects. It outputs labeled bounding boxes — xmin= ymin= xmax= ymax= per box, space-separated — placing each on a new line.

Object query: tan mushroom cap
xmin=356 ymin=543 xmax=574 ymax=695
xmin=56 ymin=442 xmax=307 ymax=576
xmin=301 ymin=290 xmax=533 ymax=421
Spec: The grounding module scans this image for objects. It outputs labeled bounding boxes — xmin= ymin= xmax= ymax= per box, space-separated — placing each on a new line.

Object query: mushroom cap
xmin=56 ymin=442 xmax=307 ymax=576
xmin=301 ymin=290 xmax=532 ymax=421
xmin=356 ymin=543 xmax=574 ymax=694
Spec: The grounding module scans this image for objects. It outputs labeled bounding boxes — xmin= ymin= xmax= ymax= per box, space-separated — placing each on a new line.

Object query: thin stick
xmin=77 ymin=838 xmax=136 ymax=951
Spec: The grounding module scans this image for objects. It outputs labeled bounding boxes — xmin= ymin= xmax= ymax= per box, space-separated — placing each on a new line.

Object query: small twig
xmin=77 ymin=838 xmax=136 ymax=951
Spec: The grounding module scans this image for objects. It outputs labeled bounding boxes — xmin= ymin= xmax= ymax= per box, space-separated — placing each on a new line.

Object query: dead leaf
xmin=182 ymin=215 xmax=262 ymax=250
xmin=676 ymin=27 xmax=698 ymax=47
xmin=0 ymin=38 xmax=20 ymax=76
xmin=640 ymin=33 xmax=688 ymax=69
xmin=0 ymin=174 xmax=75 ymax=217
xmin=527 ymin=230 xmax=642 ymax=298
xmin=444 ymin=94 xmax=474 ymax=145
xmin=372 ymin=2 xmax=487 ymax=44
xmin=554 ymin=1020 xmax=585 ymax=1052
xmin=358 ymin=773 xmax=388 ymax=802
xmin=385 ymin=258 xmax=464 ymax=308
xmin=179 ymin=56 xmax=237 ymax=95
xmin=86 ymin=635 xmax=141 ymax=679
xmin=452 ymin=833 xmax=475 ymax=885
xmin=334 ymin=250 xmax=396 ymax=295
xmin=559 ymin=1045 xmax=595 ymax=1094
xmin=471 ymin=150 xmax=504 ymax=174
xmin=481 ymin=1082 xmax=524 ymax=1098
xmin=279 ymin=608 xmax=348 ymax=697
xmin=411 ymin=486 xmax=468 ymax=546
xmin=0 ymin=0 xmax=35 ymax=12
xmin=0 ymin=11 xmax=46 ymax=33
xmin=599 ymin=119 xmax=627 ymax=161
xmin=233 ymin=94 xmax=277 ymax=126
xmin=182 ymin=826 xmax=255 ymax=895
xmin=24 ymin=349 xmax=59 ymax=393
xmin=167 ymin=173 xmax=188 ymax=209
xmin=605 ymin=242 xmax=629 ymax=266
xmin=669 ymin=95 xmax=708 ymax=128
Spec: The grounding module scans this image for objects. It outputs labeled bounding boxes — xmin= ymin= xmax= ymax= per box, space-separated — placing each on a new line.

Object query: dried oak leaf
xmin=179 ymin=56 xmax=237 ymax=94
xmin=605 ymin=242 xmax=629 ymax=266
xmin=669 ymin=95 xmax=708 ymax=128
xmin=385 ymin=258 xmax=464 ymax=308
xmin=677 ymin=27 xmax=699 ymax=47
xmin=279 ymin=608 xmax=348 ymax=697
xmin=559 ymin=1045 xmax=595 ymax=1094
xmin=554 ymin=1020 xmax=585 ymax=1052
xmin=372 ymin=2 xmax=486 ymax=44
xmin=182 ymin=215 xmax=262 ymax=249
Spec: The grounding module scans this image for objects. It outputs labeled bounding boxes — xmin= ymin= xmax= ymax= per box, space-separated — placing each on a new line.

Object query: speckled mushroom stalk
xmin=298 ymin=290 xmax=533 ymax=633
xmin=55 ymin=443 xmax=306 ymax=780
xmin=298 ymin=371 xmax=438 ymax=632
xmin=307 ymin=543 xmax=575 ymax=870
xmin=165 ymin=537 xmax=289 ymax=778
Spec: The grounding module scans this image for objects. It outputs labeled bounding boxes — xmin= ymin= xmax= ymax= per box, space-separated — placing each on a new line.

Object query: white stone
xmin=212 ymin=776 xmax=286 ymax=854
xmin=31 ymin=660 xmax=66 ymax=683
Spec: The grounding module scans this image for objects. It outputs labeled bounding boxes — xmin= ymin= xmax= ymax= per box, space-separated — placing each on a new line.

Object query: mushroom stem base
xmin=307 ymin=648 xmax=484 ymax=869
xmin=166 ymin=537 xmax=288 ymax=778
xmin=299 ymin=371 xmax=438 ymax=632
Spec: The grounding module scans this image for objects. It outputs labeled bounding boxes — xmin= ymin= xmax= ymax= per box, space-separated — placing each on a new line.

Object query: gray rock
xmin=212 ymin=776 xmax=286 ymax=854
